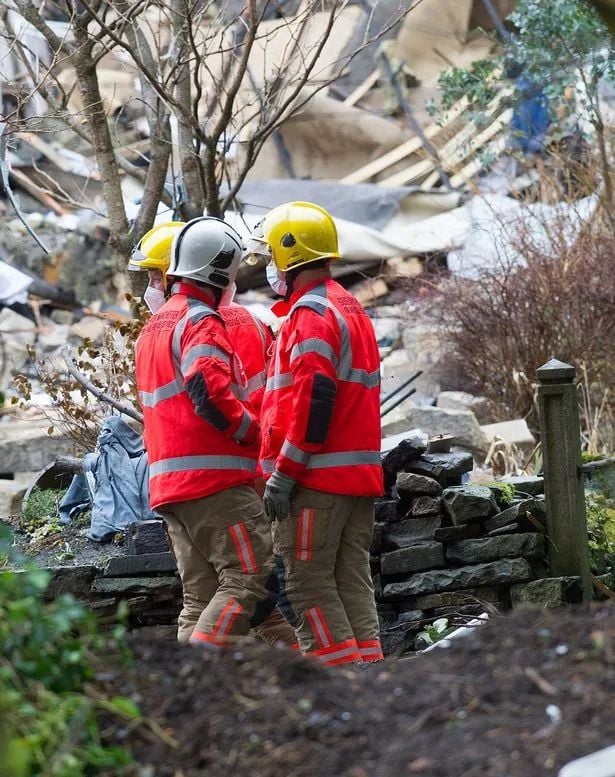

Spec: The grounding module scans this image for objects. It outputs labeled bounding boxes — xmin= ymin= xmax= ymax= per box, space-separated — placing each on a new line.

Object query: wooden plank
xmin=8 ymin=168 xmax=69 ymax=215
xmin=343 ymin=69 xmax=380 ymax=107
xmin=381 ymin=104 xmax=512 ymax=188
xmin=448 ymin=135 xmax=508 ymax=188
xmin=431 ymin=90 xmax=512 ymax=171
xmin=380 ymin=157 xmax=434 ymax=188
xmin=341 ymin=66 xmax=505 ymax=186
xmin=421 ymin=170 xmax=440 ymax=189
xmin=340 ymin=95 xmax=468 ymax=185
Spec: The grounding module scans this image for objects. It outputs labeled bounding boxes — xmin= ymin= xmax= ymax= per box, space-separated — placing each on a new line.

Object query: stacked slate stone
xmin=372 ymin=436 xmax=556 ymax=656
xmin=38 ymin=520 xmax=183 ymax=632
xmin=89 ymin=519 xmax=182 ymax=629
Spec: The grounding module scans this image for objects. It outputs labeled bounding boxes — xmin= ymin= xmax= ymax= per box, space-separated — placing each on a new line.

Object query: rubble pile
xmin=370 ymin=435 xmax=583 ymax=655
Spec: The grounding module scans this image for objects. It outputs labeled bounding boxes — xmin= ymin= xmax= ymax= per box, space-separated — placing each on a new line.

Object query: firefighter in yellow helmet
xmin=252 ymin=201 xmax=384 ymax=666
xmin=128 ymin=221 xmax=185 ymax=313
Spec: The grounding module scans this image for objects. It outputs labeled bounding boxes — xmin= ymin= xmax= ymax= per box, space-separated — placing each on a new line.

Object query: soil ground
xmin=99 ymin=605 xmax=615 ymax=777
xmin=4 ymin=512 xmax=124 ymax=569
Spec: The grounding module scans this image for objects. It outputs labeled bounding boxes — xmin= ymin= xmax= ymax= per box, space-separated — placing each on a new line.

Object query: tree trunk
xmin=171 ymin=0 xmax=205 ymax=220
xmin=72 ymin=38 xmax=131 ymax=265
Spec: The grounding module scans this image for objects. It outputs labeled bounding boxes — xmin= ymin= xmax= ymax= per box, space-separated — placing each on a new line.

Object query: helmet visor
xmin=243 ymin=235 xmax=272 ymax=266
xmin=128 ymin=247 xmax=147 ymax=272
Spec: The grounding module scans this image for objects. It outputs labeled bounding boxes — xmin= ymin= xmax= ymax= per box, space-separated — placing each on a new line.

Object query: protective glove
xmin=263 ymin=469 xmax=296 ymax=521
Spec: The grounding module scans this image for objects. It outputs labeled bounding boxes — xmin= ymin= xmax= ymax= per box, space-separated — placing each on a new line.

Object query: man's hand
xmin=263 ymin=470 xmax=296 ymax=521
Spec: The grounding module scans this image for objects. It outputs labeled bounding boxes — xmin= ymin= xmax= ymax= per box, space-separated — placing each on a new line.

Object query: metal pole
xmin=536 ymin=358 xmax=592 ymax=600
xmin=381 ymin=387 xmax=417 ymax=418
xmin=380 ymin=369 xmax=423 ymax=406
xmin=377 ymin=50 xmax=455 ymax=193
xmin=480 ymin=0 xmax=511 ymax=42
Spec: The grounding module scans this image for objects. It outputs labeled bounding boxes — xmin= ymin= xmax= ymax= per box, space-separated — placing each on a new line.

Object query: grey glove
xmin=263 ymin=470 xmax=296 ymax=521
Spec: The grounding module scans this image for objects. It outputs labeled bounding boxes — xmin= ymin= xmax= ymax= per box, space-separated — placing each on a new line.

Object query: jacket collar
xmin=172 ymin=281 xmax=216 ymax=308
xmin=288 ymin=277 xmax=331 ymax=307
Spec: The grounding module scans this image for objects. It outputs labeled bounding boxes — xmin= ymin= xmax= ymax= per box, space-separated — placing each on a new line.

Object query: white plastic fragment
xmin=421 ymin=613 xmax=489 ymax=652
xmin=558 ymin=745 xmax=615 ymax=777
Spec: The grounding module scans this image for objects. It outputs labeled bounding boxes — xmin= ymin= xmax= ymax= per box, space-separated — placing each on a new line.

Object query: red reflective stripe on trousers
xmin=296 ymin=508 xmax=314 ymax=562
xmin=308 ymin=638 xmax=361 ymax=666
xmin=190 ymin=630 xmax=224 ymax=648
xmin=357 ymin=639 xmax=384 ymax=662
xmin=305 ymin=606 xmax=334 ymax=648
xmin=229 ymin=523 xmax=258 ymax=574
xmin=212 ymin=598 xmax=244 ymax=638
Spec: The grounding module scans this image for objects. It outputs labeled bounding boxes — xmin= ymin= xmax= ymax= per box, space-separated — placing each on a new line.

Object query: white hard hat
xmin=169 ymin=217 xmax=245 ymax=289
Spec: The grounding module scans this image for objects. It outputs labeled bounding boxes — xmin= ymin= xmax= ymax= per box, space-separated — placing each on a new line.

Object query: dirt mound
xmin=100 ymin=606 xmax=615 ymax=777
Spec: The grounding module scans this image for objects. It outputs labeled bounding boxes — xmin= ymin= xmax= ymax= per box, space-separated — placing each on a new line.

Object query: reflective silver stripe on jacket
xmin=142 ymin=300 xmax=220 ymax=409
xmin=263 ymin=449 xmax=381 ymax=473
xmin=291 ymin=285 xmax=380 ymax=390
xmin=266 ymin=373 xmax=293 ymax=391
xmin=233 ymin=410 xmax=253 ymax=443
xmin=150 ymin=455 xmax=258 ymax=477
xmin=180 ymin=344 xmax=230 ymax=375
xmin=261 ymin=458 xmax=275 ymax=474
xmin=281 ymin=439 xmax=311 ymax=465
xmin=346 ymin=368 xmax=381 ymax=389
xmin=139 ymin=379 xmax=184 ymax=408
xmin=290 ymin=338 xmax=339 ymax=370
xmin=230 ymin=370 xmax=267 ymax=400
xmin=306 ymin=450 xmax=381 ymax=468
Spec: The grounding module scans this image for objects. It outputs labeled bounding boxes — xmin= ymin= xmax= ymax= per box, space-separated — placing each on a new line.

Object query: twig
xmin=591 ymin=574 xmax=615 ymax=602
xmin=0 ymin=123 xmax=49 ymax=252
xmin=61 ymin=346 xmax=143 ymax=423
xmin=524 ymin=667 xmax=558 ymax=697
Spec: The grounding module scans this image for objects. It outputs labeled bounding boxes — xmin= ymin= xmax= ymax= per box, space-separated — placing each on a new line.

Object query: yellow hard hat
xmin=261 ymin=201 xmax=340 ymax=272
xmin=128 ymin=221 xmax=185 ymax=276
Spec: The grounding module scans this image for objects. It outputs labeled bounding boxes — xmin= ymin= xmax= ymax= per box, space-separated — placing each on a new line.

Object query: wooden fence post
xmin=536 ymin=358 xmax=592 ymax=600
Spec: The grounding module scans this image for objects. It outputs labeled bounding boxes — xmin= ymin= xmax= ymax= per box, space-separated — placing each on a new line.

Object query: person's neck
xmin=178 ymin=280 xmax=216 ymax=307
xmin=292 ymin=268 xmax=331 ymax=291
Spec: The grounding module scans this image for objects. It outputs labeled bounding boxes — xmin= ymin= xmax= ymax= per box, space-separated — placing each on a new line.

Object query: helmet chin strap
xmin=283 ymin=267 xmax=300 ymax=302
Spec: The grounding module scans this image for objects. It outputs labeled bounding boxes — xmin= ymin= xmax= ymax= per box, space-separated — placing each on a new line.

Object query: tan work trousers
xmin=158 ymin=484 xmax=295 ymax=647
xmin=273 ymin=487 xmax=383 ymax=666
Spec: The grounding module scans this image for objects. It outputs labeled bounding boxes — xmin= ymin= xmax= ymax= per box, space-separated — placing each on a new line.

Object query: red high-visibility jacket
xmin=135 ymin=283 xmax=260 ymax=509
xmin=219 ymin=303 xmax=274 ymax=417
xmin=260 ymin=278 xmax=383 ymax=496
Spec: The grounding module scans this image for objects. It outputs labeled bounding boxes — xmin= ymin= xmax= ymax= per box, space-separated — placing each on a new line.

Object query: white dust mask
xmin=143 ymin=285 xmax=166 ymax=314
xmin=219 ymin=282 xmax=237 ymax=307
xmin=266 ymin=263 xmax=287 ymax=297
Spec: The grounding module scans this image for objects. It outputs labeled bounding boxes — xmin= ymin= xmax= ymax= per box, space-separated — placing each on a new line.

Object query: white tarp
xmin=0 ymin=260 xmax=32 ymax=305
xmin=226 ymin=207 xmax=469 ymax=262
xmin=226 ymin=203 xmax=470 ymax=261
xmin=447 ymin=194 xmax=599 ymax=278
xmin=225 ymin=180 xmax=466 ymax=261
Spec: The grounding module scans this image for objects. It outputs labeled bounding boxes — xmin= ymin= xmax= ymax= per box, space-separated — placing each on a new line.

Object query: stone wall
xmin=24 ymin=438 xmax=609 ymax=652
xmin=372 ymin=435 xmax=579 ymax=655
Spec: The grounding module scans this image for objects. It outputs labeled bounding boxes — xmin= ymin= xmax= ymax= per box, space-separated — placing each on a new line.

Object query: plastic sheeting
xmin=447 ymin=194 xmax=599 ymax=278
xmin=232 ymin=179 xmax=461 ymax=228
xmin=59 ymin=416 xmax=157 ymax=542
xmin=0 ymin=260 xmax=32 ymax=305
xmin=226 ymin=180 xmax=464 ymax=261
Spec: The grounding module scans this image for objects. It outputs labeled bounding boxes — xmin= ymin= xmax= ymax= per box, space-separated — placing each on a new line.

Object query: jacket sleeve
xmin=180 ymin=316 xmax=259 ymax=445
xmin=275 ymin=308 xmax=340 ymax=480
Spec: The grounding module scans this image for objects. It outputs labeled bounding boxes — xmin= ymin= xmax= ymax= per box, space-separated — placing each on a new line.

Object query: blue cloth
xmin=58 ymin=473 xmax=92 ymax=525
xmin=59 ymin=416 xmax=157 ymax=542
xmin=510 ymin=75 xmax=550 ymax=154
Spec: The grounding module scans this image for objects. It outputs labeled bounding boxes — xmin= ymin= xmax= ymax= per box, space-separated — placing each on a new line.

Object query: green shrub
xmin=0 ymin=525 xmax=133 ymax=776
xmin=585 ymin=493 xmax=615 ymax=574
xmin=21 ymin=487 xmax=67 ymax=533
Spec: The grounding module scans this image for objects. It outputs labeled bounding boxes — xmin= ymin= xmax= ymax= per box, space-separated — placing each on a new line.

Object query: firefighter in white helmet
xmin=135 ymin=217 xmax=287 ymax=647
